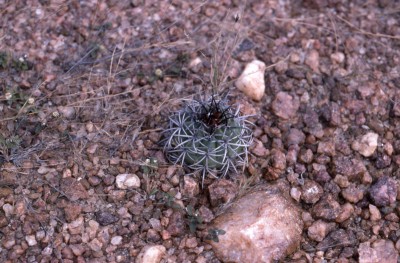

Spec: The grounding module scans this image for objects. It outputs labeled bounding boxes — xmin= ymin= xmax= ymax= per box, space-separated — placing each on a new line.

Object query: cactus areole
xmin=162 ymin=95 xmax=253 ymax=182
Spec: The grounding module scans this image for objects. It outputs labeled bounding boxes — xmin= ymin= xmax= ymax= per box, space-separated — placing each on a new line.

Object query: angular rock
xmin=235 ymin=59 xmax=266 ymax=101
xmin=272 ymin=92 xmax=300 ymax=120
xmin=208 ymin=179 xmax=237 ymax=207
xmin=351 ymin=132 xmax=378 ymax=157
xmin=369 ymin=176 xmax=397 ymax=207
xmin=307 ymin=220 xmax=336 ymax=242
xmin=301 ymin=180 xmax=323 ymax=204
xmin=316 ymin=229 xmax=356 ymax=251
xmin=358 ymin=240 xmax=398 ymax=263
xmin=115 ymin=173 xmax=140 ymax=189
xmin=369 ymin=204 xmax=381 ymax=221
xmin=305 ymin=49 xmax=320 ymax=72
xmin=95 ymin=211 xmax=119 ymax=226
xmin=181 ymin=176 xmax=199 ymax=198
xmin=341 ymin=184 xmax=364 ymax=203
xmin=312 ymin=194 xmax=341 ymax=221
xmin=64 ymin=203 xmax=82 ymax=222
xmin=208 ymin=185 xmax=303 ymax=263
xmin=60 ymin=178 xmax=89 ymax=201
xmin=136 ymin=245 xmax=166 ymax=263
xmin=166 ymin=211 xmax=186 ymax=236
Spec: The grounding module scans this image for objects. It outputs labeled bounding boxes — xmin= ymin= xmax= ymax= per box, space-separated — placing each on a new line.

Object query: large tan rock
xmin=235 ymin=59 xmax=266 ymax=101
xmin=136 ymin=245 xmax=166 ymax=263
xmin=208 ymin=185 xmax=303 ymax=263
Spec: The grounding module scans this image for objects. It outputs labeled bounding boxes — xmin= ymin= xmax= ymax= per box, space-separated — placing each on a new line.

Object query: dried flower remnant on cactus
xmin=162 ymin=94 xmax=253 ymax=185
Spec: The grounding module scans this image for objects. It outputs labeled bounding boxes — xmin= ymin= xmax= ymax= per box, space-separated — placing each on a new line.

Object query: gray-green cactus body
xmin=162 ymin=95 xmax=253 ymax=179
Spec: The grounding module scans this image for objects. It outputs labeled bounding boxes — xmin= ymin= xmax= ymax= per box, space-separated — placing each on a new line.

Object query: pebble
xmin=136 ymin=245 xmax=166 ymax=263
xmin=111 ymin=236 xmax=123 ymax=246
xmin=3 ymin=203 xmax=14 ymax=218
xmin=341 ymin=184 xmax=364 ymax=203
xmin=235 ymin=59 xmax=266 ymax=101
xmin=358 ymin=240 xmax=398 ymax=263
xmin=58 ymin=106 xmax=76 ymax=119
xmin=301 ymin=180 xmax=323 ymax=204
xmin=181 ymin=176 xmax=199 ymax=198
xmin=369 ymin=176 xmax=397 ymax=207
xmin=290 ymin=187 xmax=301 ymax=202
xmin=307 ymin=220 xmax=336 ymax=242
xmin=351 ymin=132 xmax=379 ymax=157
xmin=330 ymin=52 xmax=345 ymax=64
xmin=208 ymin=185 xmax=303 ymax=262
xmin=305 ymin=49 xmax=320 ymax=72
xmin=272 ymin=92 xmax=300 ymax=120
xmin=95 ymin=211 xmax=119 ymax=226
xmin=166 ymin=211 xmax=186 ymax=236
xmin=115 ymin=173 xmax=140 ymax=189
xmin=25 ymin=235 xmax=37 ymax=246
xmin=336 ymin=203 xmax=354 ymax=223
xmin=64 ymin=203 xmax=82 ymax=222
xmin=368 ymin=204 xmax=381 ymax=221
xmin=312 ymin=194 xmax=341 ymax=221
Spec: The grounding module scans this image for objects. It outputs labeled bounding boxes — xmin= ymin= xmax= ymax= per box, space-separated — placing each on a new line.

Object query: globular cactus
xmin=162 ymin=94 xmax=253 ymax=184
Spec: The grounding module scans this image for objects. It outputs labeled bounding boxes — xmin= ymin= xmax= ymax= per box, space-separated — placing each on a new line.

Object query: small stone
xmin=189 ymin=57 xmax=202 ymax=72
xmin=3 ymin=203 xmax=14 ymax=218
xmin=208 ymin=186 xmax=303 ymax=262
xmin=185 ymin=237 xmax=198 ymax=248
xmin=25 ymin=235 xmax=37 ymax=246
xmin=358 ymin=240 xmax=398 ymax=263
xmin=341 ymin=184 xmax=364 ymax=203
xmin=235 ymin=59 xmax=266 ymax=101
xmin=166 ymin=211 xmax=186 ymax=236
xmin=111 ymin=236 xmax=123 ymax=246
xmin=336 ymin=203 xmax=354 ymax=223
xmin=330 ymin=52 xmax=345 ymax=64
xmin=86 ymin=144 xmax=98 ymax=154
xmin=208 ymin=179 xmax=237 ymax=207
xmin=59 ymin=106 xmax=76 ymax=119
xmin=312 ymin=194 xmax=341 ymax=221
xmin=301 ymin=180 xmax=323 ymax=204
xmin=272 ymin=92 xmax=300 ymax=120
xmin=70 ymin=244 xmax=85 ymax=256
xmin=290 ymin=187 xmax=301 ymax=202
xmin=89 ymin=238 xmax=103 ymax=252
xmin=351 ymin=132 xmax=379 ymax=157
xmin=198 ymin=206 xmax=214 ymax=223
xmin=369 ymin=204 xmax=381 ymax=221
xmin=181 ymin=176 xmax=199 ymax=198
xmin=369 ymin=176 xmax=397 ymax=207
xmin=307 ymin=220 xmax=336 ymax=242
xmin=64 ymin=203 xmax=82 ymax=222
xmin=2 ymin=237 xmax=15 ymax=249
xmin=95 ymin=211 xmax=119 ymax=226
xmin=115 ymin=173 xmax=140 ymax=189
xmin=305 ymin=49 xmax=320 ymax=72
xmin=0 ymin=187 xmax=13 ymax=198
xmin=136 ymin=245 xmax=166 ymax=263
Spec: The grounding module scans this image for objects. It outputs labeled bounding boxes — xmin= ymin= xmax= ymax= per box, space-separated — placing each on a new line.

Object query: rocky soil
xmin=1 ymin=0 xmax=400 ymax=262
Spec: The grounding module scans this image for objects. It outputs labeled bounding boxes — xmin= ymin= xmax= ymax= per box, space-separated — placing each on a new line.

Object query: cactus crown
xmin=162 ymin=94 xmax=253 ymax=185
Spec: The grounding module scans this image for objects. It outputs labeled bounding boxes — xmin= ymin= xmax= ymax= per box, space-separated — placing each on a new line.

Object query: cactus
xmin=162 ymin=94 xmax=253 ymax=185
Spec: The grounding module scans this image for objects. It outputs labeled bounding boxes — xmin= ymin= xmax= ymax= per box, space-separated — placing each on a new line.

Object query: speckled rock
xmin=208 ymin=185 xmax=303 ymax=263
xmin=358 ymin=240 xmax=398 ymax=263
xmin=136 ymin=245 xmax=166 ymax=263
xmin=369 ymin=176 xmax=398 ymax=207
xmin=181 ymin=176 xmax=199 ymax=198
xmin=351 ymin=132 xmax=378 ymax=157
xmin=307 ymin=220 xmax=336 ymax=242
xmin=235 ymin=59 xmax=266 ymax=101
xmin=301 ymin=180 xmax=323 ymax=204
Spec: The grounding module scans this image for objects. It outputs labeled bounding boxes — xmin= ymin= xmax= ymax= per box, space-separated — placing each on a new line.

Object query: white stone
xmin=136 ymin=245 xmax=166 ymax=263
xmin=235 ymin=59 xmax=266 ymax=101
xmin=111 ymin=236 xmax=123 ymax=246
xmin=116 ymin=173 xmax=140 ymax=189
xmin=351 ymin=132 xmax=379 ymax=157
xmin=2 ymin=203 xmax=14 ymax=218
xmin=25 ymin=235 xmax=37 ymax=246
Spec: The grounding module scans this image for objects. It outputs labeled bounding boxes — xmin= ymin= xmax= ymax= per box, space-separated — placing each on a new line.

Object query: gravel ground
xmin=1 ymin=0 xmax=400 ymax=262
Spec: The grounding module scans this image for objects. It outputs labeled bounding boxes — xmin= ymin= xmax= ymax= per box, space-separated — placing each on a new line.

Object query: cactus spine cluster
xmin=162 ymin=94 xmax=253 ymax=184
